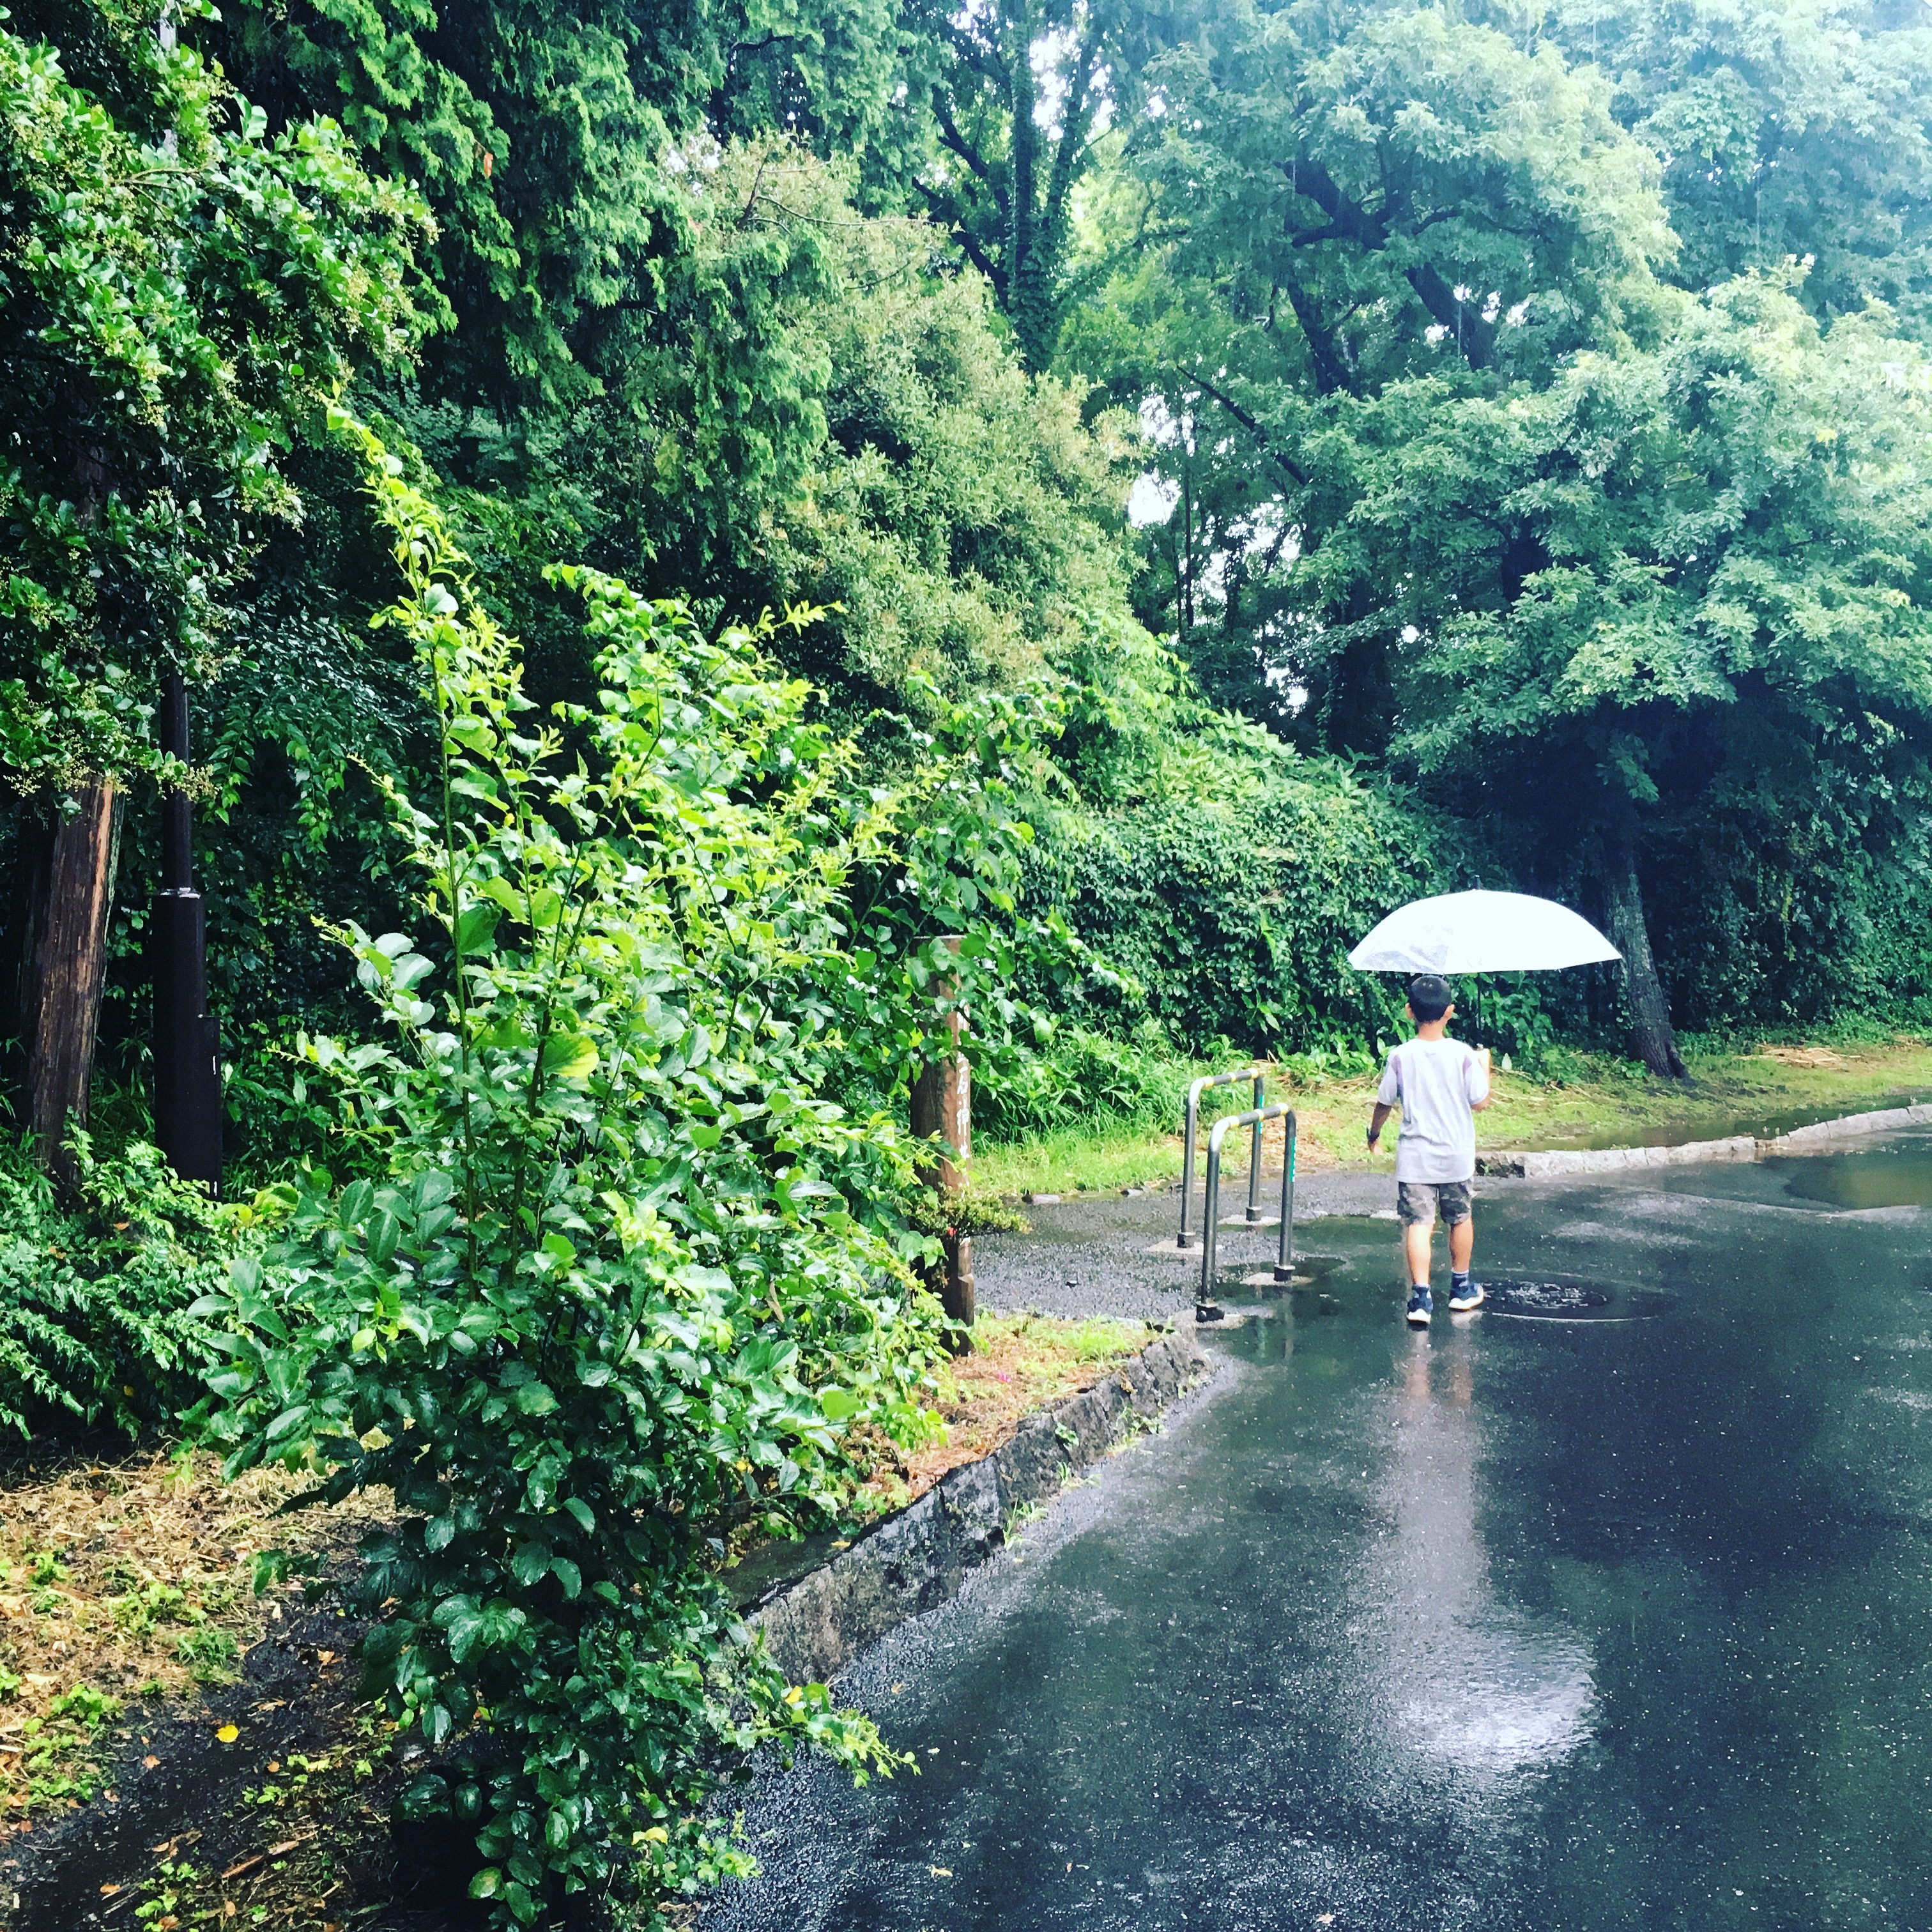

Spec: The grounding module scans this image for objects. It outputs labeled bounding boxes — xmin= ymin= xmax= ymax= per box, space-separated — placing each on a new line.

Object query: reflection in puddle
xmin=1365 ymin=1340 xmax=1597 ymax=1794
xmin=1396 ymin=1625 xmax=1597 ymax=1777
xmin=1772 ymin=1149 xmax=1932 ymax=1208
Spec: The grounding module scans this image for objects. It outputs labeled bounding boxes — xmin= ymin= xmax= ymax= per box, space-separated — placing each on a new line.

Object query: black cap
xmin=1407 ymin=973 xmax=1453 ymax=1019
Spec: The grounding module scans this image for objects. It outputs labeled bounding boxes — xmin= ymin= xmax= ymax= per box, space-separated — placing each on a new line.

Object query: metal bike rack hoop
xmin=1176 ymin=1065 xmax=1265 ymax=1250
xmin=1199 ymin=1105 xmax=1297 ymax=1319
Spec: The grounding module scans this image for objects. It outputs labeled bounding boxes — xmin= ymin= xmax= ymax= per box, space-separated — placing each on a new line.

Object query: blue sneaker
xmin=1406 ymin=1286 xmax=1433 ymax=1328
xmin=1448 ymin=1277 xmax=1485 ymax=1312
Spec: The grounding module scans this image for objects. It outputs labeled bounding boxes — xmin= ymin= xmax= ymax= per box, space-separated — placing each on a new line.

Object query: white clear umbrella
xmin=1348 ymin=891 xmax=1620 ymax=975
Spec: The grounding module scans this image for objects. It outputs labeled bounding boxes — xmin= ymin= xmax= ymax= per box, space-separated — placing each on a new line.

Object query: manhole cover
xmin=1483 ymin=1278 xmax=1673 ymax=1321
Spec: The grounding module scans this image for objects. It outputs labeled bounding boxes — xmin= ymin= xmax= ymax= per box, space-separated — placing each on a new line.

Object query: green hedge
xmin=1023 ymin=723 xmax=1443 ymax=1055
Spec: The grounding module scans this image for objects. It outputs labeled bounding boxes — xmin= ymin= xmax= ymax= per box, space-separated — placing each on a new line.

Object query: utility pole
xmin=151 ymin=671 xmax=222 ymax=1189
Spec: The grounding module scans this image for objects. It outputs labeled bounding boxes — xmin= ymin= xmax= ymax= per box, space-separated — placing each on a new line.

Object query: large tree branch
xmin=1044 ymin=19 xmax=1105 ymax=241
xmin=1178 ymin=364 xmax=1310 ymax=489
xmin=919 ymin=182 xmax=1006 ymax=294
xmin=1275 ymin=275 xmax=1351 ymax=395
xmin=935 ymin=100 xmax=1004 ymax=209
xmin=1406 ymin=259 xmax=1497 ymax=370
xmin=1283 ymin=157 xmax=1499 ymax=372
xmin=1282 ymin=157 xmax=1388 ymax=248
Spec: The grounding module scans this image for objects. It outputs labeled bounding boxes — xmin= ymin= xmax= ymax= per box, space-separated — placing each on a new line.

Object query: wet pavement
xmin=708 ymin=1132 xmax=1932 ymax=1932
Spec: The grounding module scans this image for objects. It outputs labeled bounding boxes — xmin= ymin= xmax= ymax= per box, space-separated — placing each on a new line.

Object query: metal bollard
xmin=1245 ymin=1067 xmax=1268 ymax=1223
xmin=1271 ymin=1112 xmax=1297 ymax=1284
xmin=1199 ymin=1102 xmax=1296 ymax=1317
xmin=1177 ymin=1066 xmax=1264 ymax=1250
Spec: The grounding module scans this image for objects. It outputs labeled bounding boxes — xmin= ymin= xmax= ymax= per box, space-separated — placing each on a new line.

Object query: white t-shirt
xmin=1377 ymin=1036 xmax=1489 ymax=1182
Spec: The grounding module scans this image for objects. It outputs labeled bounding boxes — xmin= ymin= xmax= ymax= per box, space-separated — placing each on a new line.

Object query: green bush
xmin=1023 ymin=720 xmax=1441 ymax=1056
xmin=0 ymin=1135 xmax=230 ymax=1439
xmin=974 ymin=1021 xmax=1194 ymax=1142
xmin=190 ymin=420 xmax=1059 ymax=1928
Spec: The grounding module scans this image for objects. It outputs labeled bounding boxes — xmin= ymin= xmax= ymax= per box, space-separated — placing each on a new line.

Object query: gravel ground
xmin=975 ymin=1165 xmax=1404 ymax=1322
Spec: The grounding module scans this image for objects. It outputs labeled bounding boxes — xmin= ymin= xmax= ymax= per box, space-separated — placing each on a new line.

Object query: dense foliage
xmin=0 ymin=1133 xmax=229 ymax=1438
xmin=9 ymin=0 xmax=1932 ymax=1915
xmin=1023 ymin=719 xmax=1439 ymax=1052
xmin=194 ymin=425 xmax=1035 ymax=1922
xmin=0 ymin=1 xmax=422 ymax=789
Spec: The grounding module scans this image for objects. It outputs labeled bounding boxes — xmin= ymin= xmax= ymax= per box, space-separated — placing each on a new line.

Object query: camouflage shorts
xmin=1397 ymin=1179 xmax=1473 ymax=1227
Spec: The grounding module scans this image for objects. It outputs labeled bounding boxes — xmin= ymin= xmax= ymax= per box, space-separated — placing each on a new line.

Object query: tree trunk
xmin=1604 ymin=854 xmax=1685 ymax=1079
xmin=17 ymin=784 xmax=124 ymax=1177
xmin=909 ymin=937 xmax=972 ymax=1195
xmin=1005 ymin=1 xmax=1051 ymax=370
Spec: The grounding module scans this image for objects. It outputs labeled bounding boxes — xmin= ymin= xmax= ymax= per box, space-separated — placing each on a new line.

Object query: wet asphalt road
xmin=707 ymin=1135 xmax=1932 ymax=1932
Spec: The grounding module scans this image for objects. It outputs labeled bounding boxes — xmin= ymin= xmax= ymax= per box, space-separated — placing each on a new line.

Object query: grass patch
xmin=972 ymin=1126 xmax=1196 ymax=1198
xmin=0 ymin=1447 xmax=379 ymax=1821
xmin=970 ymin=1036 xmax=1932 ymax=1195
xmin=852 ymin=1311 xmax=1158 ymax=1514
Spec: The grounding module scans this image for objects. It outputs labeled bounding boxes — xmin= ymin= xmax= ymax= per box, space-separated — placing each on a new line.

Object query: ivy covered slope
xmin=0 ymin=1 xmax=422 ymax=791
xmin=188 ymin=421 xmax=1061 ymax=1927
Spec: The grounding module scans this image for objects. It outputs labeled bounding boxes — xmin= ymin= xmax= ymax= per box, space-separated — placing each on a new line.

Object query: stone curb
xmin=1759 ymin=1101 xmax=1932 ymax=1150
xmin=1477 ymin=1137 xmax=1757 ymax=1177
xmin=749 ymin=1325 xmax=1211 ymax=1684
xmin=1476 ymin=1101 xmax=1932 ymax=1178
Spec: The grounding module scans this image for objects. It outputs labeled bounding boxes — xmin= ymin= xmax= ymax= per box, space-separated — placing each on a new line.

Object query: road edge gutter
xmin=747 ymin=1323 xmax=1211 ymax=1683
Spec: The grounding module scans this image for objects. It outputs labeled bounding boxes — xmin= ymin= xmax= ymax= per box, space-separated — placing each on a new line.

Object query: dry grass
xmin=0 ymin=1448 xmax=379 ymax=1823
xmin=1756 ymin=1044 xmax=1850 ymax=1069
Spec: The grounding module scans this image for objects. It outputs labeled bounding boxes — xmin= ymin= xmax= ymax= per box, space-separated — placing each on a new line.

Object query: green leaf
xmin=540 ymin=1033 xmax=598 ymax=1082
xmin=510 ymin=1540 xmax=552 ymax=1587
xmin=455 ymin=901 xmax=502 ymax=955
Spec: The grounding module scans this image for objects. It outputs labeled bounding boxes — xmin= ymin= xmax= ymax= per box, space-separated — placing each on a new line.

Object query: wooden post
xmin=910 ymin=938 xmax=970 ymax=1193
xmin=910 ymin=935 xmax=974 ymax=1333
xmin=17 ymin=784 xmax=123 ymax=1181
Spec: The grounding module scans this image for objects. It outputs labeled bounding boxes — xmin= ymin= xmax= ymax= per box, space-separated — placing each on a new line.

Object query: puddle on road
xmin=709 ymin=1143 xmax=1932 ymax=1932
xmin=1770 ymin=1147 xmax=1932 ymax=1209
xmin=1483 ymin=1277 xmax=1676 ymax=1321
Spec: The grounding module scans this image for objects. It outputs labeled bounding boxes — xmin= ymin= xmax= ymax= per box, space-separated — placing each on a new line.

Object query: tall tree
xmin=898 ymin=0 xmax=1152 ymax=369
xmin=1388 ymin=278 xmax=1932 ymax=1072
xmin=1551 ymin=0 xmax=1932 ymax=337
xmin=1076 ymin=0 xmax=1674 ymax=716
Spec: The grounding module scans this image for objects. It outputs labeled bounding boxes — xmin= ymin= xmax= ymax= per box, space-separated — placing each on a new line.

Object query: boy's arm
xmin=1469 ymin=1046 xmax=1493 ymax=1113
xmin=1368 ymin=1050 xmax=1400 ymax=1151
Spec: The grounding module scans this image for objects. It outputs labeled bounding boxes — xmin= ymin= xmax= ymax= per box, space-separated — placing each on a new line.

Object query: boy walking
xmin=1366 ymin=974 xmax=1492 ymax=1327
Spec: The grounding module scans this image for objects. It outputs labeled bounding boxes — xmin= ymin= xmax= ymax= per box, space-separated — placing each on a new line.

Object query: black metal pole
xmin=152 ymin=670 xmax=222 ymax=1190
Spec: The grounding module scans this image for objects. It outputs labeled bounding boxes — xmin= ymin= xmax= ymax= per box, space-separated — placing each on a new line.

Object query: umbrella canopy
xmin=1348 ymin=890 xmax=1621 ymax=976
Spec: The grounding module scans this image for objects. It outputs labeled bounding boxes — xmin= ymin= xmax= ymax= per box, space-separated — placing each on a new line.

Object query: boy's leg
xmin=1397 ymin=1183 xmax=1439 ymax=1326
xmin=1445 ymin=1184 xmax=1483 ymax=1310
xmin=1403 ymin=1218 xmax=1435 ymax=1285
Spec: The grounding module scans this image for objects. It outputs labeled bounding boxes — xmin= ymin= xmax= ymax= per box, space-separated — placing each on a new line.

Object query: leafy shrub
xmin=974 ymin=1021 xmax=1195 ymax=1142
xmin=0 ymin=1135 xmax=231 ymax=1438
xmin=1022 ymin=719 xmax=1440 ymax=1055
xmin=192 ymin=418 xmax=1056 ymax=1927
